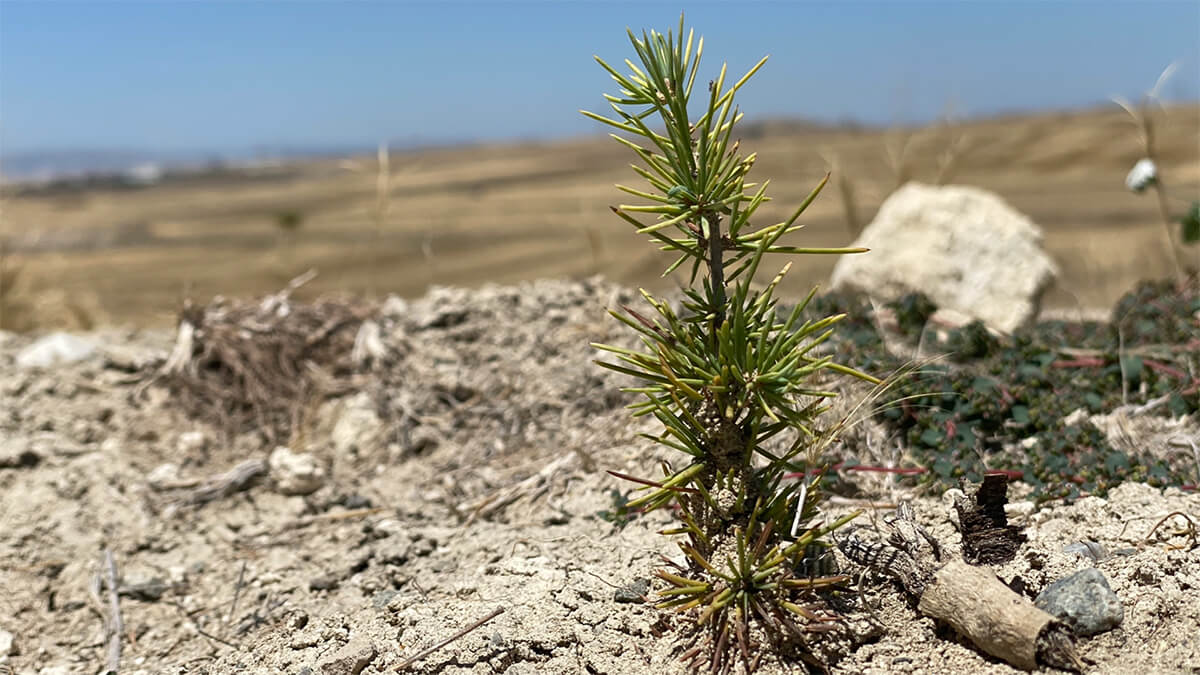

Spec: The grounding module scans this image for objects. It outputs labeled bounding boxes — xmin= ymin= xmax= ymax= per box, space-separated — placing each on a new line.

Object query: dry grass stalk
xmin=0 ymin=238 xmax=19 ymax=330
xmin=103 ymin=549 xmax=123 ymax=675
xmin=1113 ymin=63 xmax=1190 ymax=279
xmin=820 ymin=149 xmax=863 ymax=238
xmin=151 ymin=270 xmax=372 ymax=443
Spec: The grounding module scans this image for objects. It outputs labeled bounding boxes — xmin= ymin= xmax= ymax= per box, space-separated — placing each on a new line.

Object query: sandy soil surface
xmin=2 ymin=278 xmax=1198 ymax=674
xmin=4 ymin=105 xmax=1199 ymax=331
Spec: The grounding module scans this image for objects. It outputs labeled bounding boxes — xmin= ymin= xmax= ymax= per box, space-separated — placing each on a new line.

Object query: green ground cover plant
xmin=583 ymin=16 xmax=879 ymax=672
xmin=803 ymin=279 xmax=1200 ymax=499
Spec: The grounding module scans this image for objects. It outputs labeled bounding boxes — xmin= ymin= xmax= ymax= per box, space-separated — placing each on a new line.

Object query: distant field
xmin=2 ymin=104 xmax=1198 ymax=330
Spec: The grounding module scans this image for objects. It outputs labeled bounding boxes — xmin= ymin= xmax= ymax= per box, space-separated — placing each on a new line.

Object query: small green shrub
xmin=806 ymin=282 xmax=1198 ymax=499
xmin=584 ymin=16 xmax=876 ymax=671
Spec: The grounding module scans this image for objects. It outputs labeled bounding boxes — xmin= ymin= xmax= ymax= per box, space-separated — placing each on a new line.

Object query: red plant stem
xmin=1051 ymin=357 xmax=1106 ymax=369
xmin=1142 ymin=358 xmax=1189 ymax=380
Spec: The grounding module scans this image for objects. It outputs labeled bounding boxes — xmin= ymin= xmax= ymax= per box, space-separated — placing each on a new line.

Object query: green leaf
xmin=1182 ymin=200 xmax=1200 ymax=244
xmin=1010 ymin=405 xmax=1030 ymax=425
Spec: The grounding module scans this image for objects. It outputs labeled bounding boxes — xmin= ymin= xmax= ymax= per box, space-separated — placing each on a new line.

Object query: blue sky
xmin=1 ymin=1 xmax=1198 ymax=156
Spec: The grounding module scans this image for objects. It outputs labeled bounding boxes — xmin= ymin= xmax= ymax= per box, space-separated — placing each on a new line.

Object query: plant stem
xmin=1140 ymin=103 xmax=1186 ymax=280
xmin=706 ymin=212 xmax=726 ymax=327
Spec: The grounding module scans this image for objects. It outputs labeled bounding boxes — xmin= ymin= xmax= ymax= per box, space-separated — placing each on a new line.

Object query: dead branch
xmin=103 ymin=549 xmax=123 ymax=675
xmin=279 ymin=506 xmax=390 ymax=532
xmin=226 ymin=561 xmax=248 ymax=628
xmin=394 ymin=607 xmax=505 ymax=672
xmin=177 ymin=459 xmax=266 ymax=508
xmin=461 ymin=452 xmax=578 ymax=524
xmin=837 ymin=475 xmax=1082 ymax=672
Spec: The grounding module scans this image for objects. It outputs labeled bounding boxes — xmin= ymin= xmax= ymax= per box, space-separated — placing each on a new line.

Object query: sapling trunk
xmin=705 ymin=213 xmax=726 ymax=328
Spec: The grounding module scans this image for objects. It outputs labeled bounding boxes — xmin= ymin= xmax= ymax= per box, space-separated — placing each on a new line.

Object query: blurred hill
xmin=2 ymin=104 xmax=1198 ymax=330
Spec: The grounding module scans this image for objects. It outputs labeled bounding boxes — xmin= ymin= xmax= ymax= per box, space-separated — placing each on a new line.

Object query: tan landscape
xmin=2 ymin=100 xmax=1200 ymax=675
xmin=3 ymin=103 xmax=1199 ymax=331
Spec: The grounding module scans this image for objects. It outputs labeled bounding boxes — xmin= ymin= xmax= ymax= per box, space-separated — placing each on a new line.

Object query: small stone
xmin=340 ymin=493 xmax=373 ymax=510
xmin=177 ymin=431 xmax=208 ymax=454
xmin=16 ymin=332 xmax=96 ymax=369
xmin=376 ymin=538 xmax=411 ymax=567
xmin=320 ymin=642 xmax=377 ymax=675
xmin=410 ymin=536 xmax=436 ymax=558
xmin=330 ymin=393 xmax=383 ymax=456
xmin=288 ymin=611 xmax=310 ymax=630
xmin=614 ymin=578 xmax=650 ymax=603
xmin=371 ymin=590 xmax=399 ymax=609
xmin=404 ymin=428 xmax=438 ymax=456
xmin=1005 ymin=500 xmax=1036 ymax=519
xmin=1035 ymin=568 xmax=1123 ymax=636
xmin=167 ymin=566 xmax=189 ymax=586
xmin=269 ymin=447 xmax=326 ymax=496
xmin=310 ymin=573 xmax=341 ymax=591
xmin=0 ymin=437 xmax=39 ymax=469
xmin=120 ymin=570 xmax=168 ymax=601
xmin=380 ymin=295 xmax=409 ymax=318
xmin=102 ymin=344 xmax=157 ymax=371
xmin=0 ymin=628 xmax=14 ymax=657
xmin=1063 ymin=540 xmax=1108 ymax=563
xmin=147 ymin=463 xmax=181 ymax=489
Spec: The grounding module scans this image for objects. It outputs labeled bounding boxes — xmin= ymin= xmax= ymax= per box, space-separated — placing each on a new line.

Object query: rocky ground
xmin=2 ymin=278 xmax=1198 ymax=674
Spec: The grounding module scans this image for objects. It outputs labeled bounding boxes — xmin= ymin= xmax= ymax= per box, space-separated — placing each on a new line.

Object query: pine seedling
xmin=583 ymin=16 xmax=878 ymax=672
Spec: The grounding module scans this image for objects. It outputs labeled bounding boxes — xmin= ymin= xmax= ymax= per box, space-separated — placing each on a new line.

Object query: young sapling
xmin=584 ymin=16 xmax=878 ymax=671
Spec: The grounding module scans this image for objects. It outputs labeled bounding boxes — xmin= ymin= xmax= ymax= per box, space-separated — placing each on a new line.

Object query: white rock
xmin=0 ymin=437 xmax=38 ymax=468
xmin=177 ymin=430 xmax=208 ymax=454
xmin=831 ymin=183 xmax=1059 ymax=333
xmin=0 ymin=628 xmax=13 ymax=656
xmin=15 ymin=332 xmax=96 ymax=369
xmin=331 ymin=393 xmax=383 ymax=456
xmin=147 ymin=463 xmax=181 ymax=489
xmin=268 ymin=447 xmax=326 ymax=496
xmin=380 ymin=295 xmax=409 ymax=318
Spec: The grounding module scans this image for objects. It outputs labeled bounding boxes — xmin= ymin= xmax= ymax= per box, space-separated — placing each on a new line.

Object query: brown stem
xmin=706 ymin=212 xmax=726 ymax=329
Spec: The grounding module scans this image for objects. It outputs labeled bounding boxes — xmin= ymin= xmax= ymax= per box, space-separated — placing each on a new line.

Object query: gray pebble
xmin=118 ymin=569 xmax=169 ymax=602
xmin=1035 ymin=567 xmax=1123 ymax=636
xmin=371 ymin=590 xmax=399 ymax=609
xmin=613 ymin=578 xmax=650 ymax=603
xmin=320 ymin=643 xmax=377 ymax=675
xmin=0 ymin=437 xmax=39 ymax=469
xmin=309 ymin=573 xmax=341 ymax=591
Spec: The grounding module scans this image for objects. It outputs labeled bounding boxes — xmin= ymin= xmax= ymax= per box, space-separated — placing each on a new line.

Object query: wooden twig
xmin=226 ymin=561 xmax=247 ymax=627
xmin=394 ymin=607 xmax=505 ymax=671
xmin=837 ymin=477 xmax=1082 ymax=671
xmin=180 ymin=459 xmax=266 ymax=507
xmin=280 ymin=506 xmax=389 ymax=532
xmin=1141 ymin=511 xmax=1199 ymax=550
xmin=462 ymin=452 xmax=577 ymax=523
xmin=104 ymin=549 xmax=123 ymax=675
xmin=166 ymin=600 xmax=240 ymax=650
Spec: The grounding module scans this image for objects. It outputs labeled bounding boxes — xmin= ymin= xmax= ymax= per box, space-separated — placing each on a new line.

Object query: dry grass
xmin=2 ymin=104 xmax=1198 ymax=330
